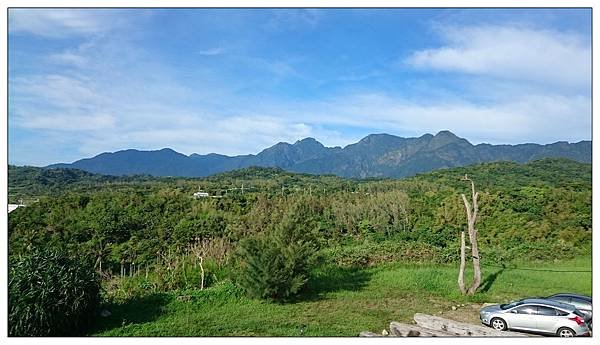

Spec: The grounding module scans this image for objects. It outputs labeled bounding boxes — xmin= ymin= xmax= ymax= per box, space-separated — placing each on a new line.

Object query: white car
xmin=480 ymin=298 xmax=591 ymax=337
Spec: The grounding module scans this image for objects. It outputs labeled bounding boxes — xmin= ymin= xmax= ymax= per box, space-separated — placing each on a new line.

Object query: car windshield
xmin=500 ymin=301 xmax=525 ymax=310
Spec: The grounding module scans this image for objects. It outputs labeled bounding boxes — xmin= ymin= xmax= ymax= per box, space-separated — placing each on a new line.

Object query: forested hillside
xmin=9 ymin=158 xmax=591 ymax=269
xmin=8 ymin=157 xmax=591 ymax=335
xmin=8 ymin=165 xmax=165 ymax=203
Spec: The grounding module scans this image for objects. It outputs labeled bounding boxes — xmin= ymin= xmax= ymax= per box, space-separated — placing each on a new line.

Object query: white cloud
xmin=48 ymin=52 xmax=88 ymax=67
xmin=11 ymin=74 xmax=104 ymax=111
xmin=21 ymin=113 xmax=116 ymax=131
xmin=8 ymin=17 xmax=591 ymax=166
xmin=8 ymin=9 xmax=122 ymax=37
xmin=271 ymin=91 xmax=590 ymax=146
xmin=71 ymin=115 xmax=318 ymax=158
xmin=405 ymin=25 xmax=591 ymax=89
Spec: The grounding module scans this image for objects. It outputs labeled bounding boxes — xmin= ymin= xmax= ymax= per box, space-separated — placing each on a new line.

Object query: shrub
xmin=9 ymin=249 xmax=101 ymax=336
xmin=324 ymin=240 xmax=443 ymax=267
xmin=233 ymin=231 xmax=317 ymax=302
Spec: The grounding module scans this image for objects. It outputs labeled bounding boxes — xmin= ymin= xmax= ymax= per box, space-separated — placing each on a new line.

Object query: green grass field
xmin=92 ymin=256 xmax=592 ymax=336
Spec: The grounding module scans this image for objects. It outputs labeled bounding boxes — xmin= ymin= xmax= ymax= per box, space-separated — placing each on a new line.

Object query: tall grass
xmin=9 ymin=250 xmax=101 ymax=336
xmin=93 ymin=255 xmax=591 ymax=336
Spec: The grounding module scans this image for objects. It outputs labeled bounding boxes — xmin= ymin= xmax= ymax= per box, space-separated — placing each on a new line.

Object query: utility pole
xmin=241 ymin=183 xmax=244 ymax=195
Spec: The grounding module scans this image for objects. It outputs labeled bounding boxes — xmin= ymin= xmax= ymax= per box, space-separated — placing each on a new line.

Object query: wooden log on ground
xmin=413 ymin=313 xmax=532 ymax=337
xmin=389 ymin=321 xmax=454 ymax=337
xmin=359 ymin=331 xmax=383 ymax=337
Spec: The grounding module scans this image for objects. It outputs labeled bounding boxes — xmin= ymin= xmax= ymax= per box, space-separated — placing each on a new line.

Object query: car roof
xmin=547 ymin=293 xmax=592 ymax=302
xmin=518 ymin=298 xmax=578 ymax=311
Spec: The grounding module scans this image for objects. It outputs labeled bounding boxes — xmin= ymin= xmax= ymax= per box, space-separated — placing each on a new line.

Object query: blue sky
xmin=8 ymin=8 xmax=592 ymax=166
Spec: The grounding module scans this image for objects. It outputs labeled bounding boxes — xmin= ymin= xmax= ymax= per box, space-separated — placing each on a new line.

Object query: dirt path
xmin=434 ymin=303 xmax=490 ymax=325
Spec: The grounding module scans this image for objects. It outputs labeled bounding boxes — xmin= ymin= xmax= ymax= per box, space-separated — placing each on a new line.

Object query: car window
xmin=515 ymin=306 xmax=537 ymax=315
xmin=571 ymin=297 xmax=591 ymax=306
xmin=501 ymin=301 xmax=524 ymax=310
xmin=574 ymin=310 xmax=585 ymax=318
xmin=556 ymin=309 xmax=569 ymax=316
xmin=537 ymin=306 xmax=558 ymax=316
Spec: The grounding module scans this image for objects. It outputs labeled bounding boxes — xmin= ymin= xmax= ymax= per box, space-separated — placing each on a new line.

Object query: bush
xmin=9 ymin=249 xmax=101 ymax=336
xmin=324 ymin=240 xmax=444 ymax=267
xmin=233 ymin=231 xmax=317 ymax=302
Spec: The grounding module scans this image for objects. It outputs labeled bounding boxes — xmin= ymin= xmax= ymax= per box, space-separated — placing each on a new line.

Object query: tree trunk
xmin=413 ymin=314 xmax=530 ymax=337
xmin=389 ymin=322 xmax=453 ymax=337
xmin=457 ymin=230 xmax=467 ymax=294
xmin=359 ymin=331 xmax=383 ymax=337
xmin=460 ymin=175 xmax=482 ymax=295
xmin=467 ymin=226 xmax=481 ymax=295
xmin=182 ymin=259 xmax=187 ymax=285
xmin=199 ymin=256 xmax=205 ymax=290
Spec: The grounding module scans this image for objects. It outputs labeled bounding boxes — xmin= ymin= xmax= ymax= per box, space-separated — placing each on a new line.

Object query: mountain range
xmin=47 ymin=131 xmax=591 ymax=178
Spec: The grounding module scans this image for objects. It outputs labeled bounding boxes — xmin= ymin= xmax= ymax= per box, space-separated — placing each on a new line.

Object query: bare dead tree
xmin=457 ymin=229 xmax=467 ymax=294
xmin=188 ymin=237 xmax=231 ymax=290
xmin=459 ymin=174 xmax=482 ymax=295
xmin=190 ymin=240 xmax=207 ymax=290
xmin=199 ymin=256 xmax=205 ymax=291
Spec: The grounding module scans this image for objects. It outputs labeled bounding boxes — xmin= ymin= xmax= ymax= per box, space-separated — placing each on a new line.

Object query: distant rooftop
xmin=8 ymin=204 xmax=26 ymax=213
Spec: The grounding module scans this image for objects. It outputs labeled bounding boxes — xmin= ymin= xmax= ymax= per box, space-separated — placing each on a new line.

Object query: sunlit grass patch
xmin=93 ymin=255 xmax=591 ymax=336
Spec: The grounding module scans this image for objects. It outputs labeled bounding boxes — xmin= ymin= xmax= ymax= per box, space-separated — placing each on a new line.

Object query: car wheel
xmin=557 ymin=327 xmax=575 ymax=337
xmin=491 ymin=318 xmax=507 ymax=331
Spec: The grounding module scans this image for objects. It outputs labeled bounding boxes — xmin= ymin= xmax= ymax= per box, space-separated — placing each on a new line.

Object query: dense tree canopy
xmin=8 ymin=158 xmax=591 ymax=284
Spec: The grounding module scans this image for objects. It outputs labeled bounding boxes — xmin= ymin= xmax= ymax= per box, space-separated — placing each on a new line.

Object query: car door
xmin=507 ymin=305 xmax=538 ymax=331
xmin=535 ymin=305 xmax=560 ymax=333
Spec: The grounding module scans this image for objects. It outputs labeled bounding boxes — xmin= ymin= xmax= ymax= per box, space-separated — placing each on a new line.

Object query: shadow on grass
xmin=293 ymin=265 xmax=373 ymax=303
xmin=479 ymin=266 xmax=506 ymax=293
xmin=89 ymin=293 xmax=172 ymax=335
